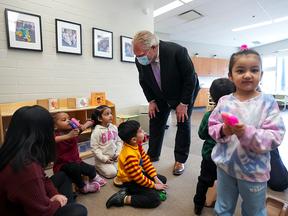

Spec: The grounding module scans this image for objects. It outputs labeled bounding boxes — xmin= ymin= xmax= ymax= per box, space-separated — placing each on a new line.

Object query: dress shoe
xmin=148 ymin=155 xmax=160 ymax=162
xmin=106 ymin=187 xmax=129 ymax=208
xmin=173 ymin=161 xmax=185 ymax=175
xmin=194 ymin=204 xmax=204 ymax=215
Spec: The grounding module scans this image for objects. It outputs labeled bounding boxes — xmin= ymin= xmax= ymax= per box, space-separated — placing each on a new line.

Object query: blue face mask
xmin=137 ymin=48 xmax=153 ymax=66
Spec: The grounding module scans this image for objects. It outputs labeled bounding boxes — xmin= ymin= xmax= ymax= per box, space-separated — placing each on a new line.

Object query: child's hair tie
xmin=240 ymin=44 xmax=249 ymax=51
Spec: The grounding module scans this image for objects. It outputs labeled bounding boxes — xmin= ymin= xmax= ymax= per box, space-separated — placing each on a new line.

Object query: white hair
xmin=132 ymin=30 xmax=159 ymax=50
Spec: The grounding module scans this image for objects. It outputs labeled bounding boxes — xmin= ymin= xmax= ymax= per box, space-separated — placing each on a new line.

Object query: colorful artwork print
xmin=125 ymin=42 xmax=134 ymax=57
xmin=62 ymin=28 xmax=77 ymax=47
xmin=15 ymin=20 xmax=35 ymax=43
xmin=97 ymin=36 xmax=109 ymax=53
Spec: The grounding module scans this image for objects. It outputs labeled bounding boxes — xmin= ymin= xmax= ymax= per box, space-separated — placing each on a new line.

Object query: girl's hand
xmin=68 ymin=129 xmax=79 ymax=139
xmin=231 ymin=123 xmax=246 ymax=138
xmin=113 ymin=155 xmax=119 ymax=162
xmin=50 ymin=194 xmax=67 ymax=207
xmin=221 ymin=124 xmax=233 ymax=137
xmin=79 ymin=124 xmax=86 ymax=132
xmin=106 ymin=158 xmax=113 ymax=164
xmin=154 ymin=183 xmax=168 ymax=191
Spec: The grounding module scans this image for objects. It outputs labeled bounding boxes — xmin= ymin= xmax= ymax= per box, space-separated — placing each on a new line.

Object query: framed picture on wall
xmin=120 ymin=35 xmax=135 ymax=63
xmin=55 ymin=19 xmax=82 ymax=55
xmin=93 ymin=28 xmax=113 ymax=59
xmin=5 ymin=8 xmax=43 ymax=51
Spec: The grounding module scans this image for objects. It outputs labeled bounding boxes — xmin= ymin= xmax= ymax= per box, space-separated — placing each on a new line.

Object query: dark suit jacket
xmin=136 ymin=40 xmax=200 ymax=109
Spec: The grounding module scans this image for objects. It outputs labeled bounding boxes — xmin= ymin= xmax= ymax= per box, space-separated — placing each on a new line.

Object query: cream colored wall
xmin=0 ymin=0 xmax=154 ymax=115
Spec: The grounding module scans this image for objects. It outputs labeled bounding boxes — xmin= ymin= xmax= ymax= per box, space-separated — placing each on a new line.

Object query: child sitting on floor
xmin=90 ymin=105 xmax=122 ymax=179
xmin=53 ymin=112 xmax=106 ymax=194
xmin=106 ymin=120 xmax=168 ymax=208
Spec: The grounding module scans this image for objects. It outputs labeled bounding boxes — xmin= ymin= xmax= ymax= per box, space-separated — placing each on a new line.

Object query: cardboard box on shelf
xmin=67 ymin=97 xmax=89 ymax=109
xmin=91 ymin=92 xmax=105 ymax=106
xmin=37 ymin=98 xmax=59 ymax=111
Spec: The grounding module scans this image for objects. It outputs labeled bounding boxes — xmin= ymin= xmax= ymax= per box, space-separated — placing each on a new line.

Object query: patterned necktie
xmin=152 ymin=61 xmax=161 ymax=91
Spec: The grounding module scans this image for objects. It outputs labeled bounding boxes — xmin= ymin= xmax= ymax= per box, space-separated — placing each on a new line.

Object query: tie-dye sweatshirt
xmin=209 ymin=92 xmax=286 ymax=182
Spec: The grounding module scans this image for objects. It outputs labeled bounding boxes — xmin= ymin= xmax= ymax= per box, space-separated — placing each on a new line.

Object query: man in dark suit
xmin=132 ymin=30 xmax=200 ymax=175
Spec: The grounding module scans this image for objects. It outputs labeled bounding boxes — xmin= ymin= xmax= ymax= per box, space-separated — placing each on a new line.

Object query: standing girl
xmin=53 ymin=112 xmax=106 ymax=194
xmin=90 ymin=105 xmax=123 ymax=178
xmin=0 ymin=105 xmax=87 ymax=216
xmin=209 ymin=45 xmax=286 ymax=215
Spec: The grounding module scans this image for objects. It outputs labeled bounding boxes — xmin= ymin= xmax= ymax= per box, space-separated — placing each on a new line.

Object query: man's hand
xmin=149 ymin=101 xmax=159 ymax=119
xmin=175 ymin=104 xmax=188 ymax=122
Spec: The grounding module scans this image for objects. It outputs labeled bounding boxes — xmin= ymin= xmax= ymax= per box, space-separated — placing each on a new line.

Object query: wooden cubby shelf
xmin=0 ymin=98 xmax=116 ymax=169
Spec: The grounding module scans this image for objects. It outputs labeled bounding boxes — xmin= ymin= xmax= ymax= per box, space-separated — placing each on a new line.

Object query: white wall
xmin=0 ymin=0 xmax=154 ymax=115
xmin=253 ymin=39 xmax=288 ymax=55
xmin=172 ymin=40 xmax=238 ymax=59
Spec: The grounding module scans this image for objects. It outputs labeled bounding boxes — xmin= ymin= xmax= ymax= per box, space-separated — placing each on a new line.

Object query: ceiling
xmin=153 ymin=0 xmax=288 ymax=48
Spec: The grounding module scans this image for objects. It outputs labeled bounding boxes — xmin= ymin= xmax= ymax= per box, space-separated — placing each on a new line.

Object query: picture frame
xmin=93 ymin=28 xmax=113 ymax=59
xmin=5 ymin=8 xmax=43 ymax=51
xmin=120 ymin=36 xmax=135 ymax=63
xmin=55 ymin=19 xmax=82 ymax=55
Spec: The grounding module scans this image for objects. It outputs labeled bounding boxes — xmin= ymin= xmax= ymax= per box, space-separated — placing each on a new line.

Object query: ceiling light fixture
xmin=274 ymin=16 xmax=288 ymax=23
xmin=180 ymin=0 xmax=194 ymax=3
xmin=231 ymin=21 xmax=273 ymax=32
xmin=153 ymin=0 xmax=184 ymax=17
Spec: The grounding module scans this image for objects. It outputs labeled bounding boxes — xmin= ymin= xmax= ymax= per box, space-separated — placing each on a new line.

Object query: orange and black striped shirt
xmin=117 ymin=142 xmax=157 ymax=188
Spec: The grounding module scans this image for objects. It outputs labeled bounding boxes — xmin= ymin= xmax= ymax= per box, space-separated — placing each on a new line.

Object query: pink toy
xmin=71 ymin=118 xmax=80 ymax=127
xmin=221 ymin=112 xmax=231 ymax=126
xmin=229 ymin=115 xmax=239 ymax=126
xmin=221 ymin=112 xmax=239 ymax=127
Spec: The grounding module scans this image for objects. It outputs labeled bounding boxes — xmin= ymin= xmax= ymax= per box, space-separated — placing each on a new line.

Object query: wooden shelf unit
xmin=0 ymin=99 xmax=116 ymax=161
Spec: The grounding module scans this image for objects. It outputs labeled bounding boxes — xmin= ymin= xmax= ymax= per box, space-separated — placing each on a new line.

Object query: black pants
xmin=268 ymin=148 xmax=288 ymax=191
xmin=50 ymin=171 xmax=87 ymax=216
xmin=193 ymin=159 xmax=217 ymax=206
xmin=53 ymin=203 xmax=87 ymax=216
xmin=147 ymin=101 xmax=194 ymax=163
xmin=123 ymin=172 xmax=167 ymax=208
xmin=60 ymin=161 xmax=96 ymax=189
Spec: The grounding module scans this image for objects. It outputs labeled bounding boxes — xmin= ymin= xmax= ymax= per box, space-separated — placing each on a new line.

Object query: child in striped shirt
xmin=106 ymin=120 xmax=168 ymax=208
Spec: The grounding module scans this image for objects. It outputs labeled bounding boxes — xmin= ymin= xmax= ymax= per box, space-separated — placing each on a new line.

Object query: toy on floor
xmin=221 ymin=112 xmax=239 ymax=127
xmin=266 ymin=196 xmax=288 ymax=216
xmin=157 ymin=190 xmax=166 ymax=201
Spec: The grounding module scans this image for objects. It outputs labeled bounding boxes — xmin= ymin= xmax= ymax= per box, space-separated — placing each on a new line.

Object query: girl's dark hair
xmin=91 ymin=105 xmax=110 ymax=126
xmin=210 ymin=78 xmax=235 ymax=105
xmin=228 ymin=48 xmax=262 ymax=75
xmin=118 ymin=120 xmax=140 ymax=144
xmin=52 ymin=111 xmax=65 ymax=123
xmin=0 ymin=105 xmax=56 ymax=173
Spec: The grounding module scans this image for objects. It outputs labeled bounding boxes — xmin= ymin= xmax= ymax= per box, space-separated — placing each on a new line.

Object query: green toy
xmin=157 ymin=190 xmax=166 ymax=201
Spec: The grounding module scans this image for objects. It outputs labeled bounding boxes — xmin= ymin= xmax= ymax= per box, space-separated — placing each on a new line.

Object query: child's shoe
xmin=80 ymin=182 xmax=100 ymax=194
xmin=89 ymin=174 xmax=106 ymax=187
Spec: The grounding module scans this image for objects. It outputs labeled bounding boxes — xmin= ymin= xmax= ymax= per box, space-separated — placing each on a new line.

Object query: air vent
xmin=178 ymin=9 xmax=203 ymax=22
xmin=252 ymin=41 xmax=261 ymax=44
